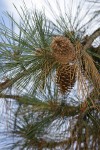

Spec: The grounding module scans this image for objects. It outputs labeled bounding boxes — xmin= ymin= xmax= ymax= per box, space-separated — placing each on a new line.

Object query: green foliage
xmin=0 ymin=0 xmax=100 ymax=149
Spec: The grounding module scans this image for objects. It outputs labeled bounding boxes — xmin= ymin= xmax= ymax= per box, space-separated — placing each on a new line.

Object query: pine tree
xmin=0 ymin=0 xmax=100 ymax=149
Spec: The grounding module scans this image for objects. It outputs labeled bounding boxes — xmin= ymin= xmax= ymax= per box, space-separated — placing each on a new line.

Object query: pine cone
xmin=56 ymin=64 xmax=76 ymax=93
xmin=51 ymin=36 xmax=75 ymax=64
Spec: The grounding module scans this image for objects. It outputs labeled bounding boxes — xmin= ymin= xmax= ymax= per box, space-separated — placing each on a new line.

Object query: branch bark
xmin=83 ymin=27 xmax=100 ymax=51
xmin=0 ymin=93 xmax=21 ymax=100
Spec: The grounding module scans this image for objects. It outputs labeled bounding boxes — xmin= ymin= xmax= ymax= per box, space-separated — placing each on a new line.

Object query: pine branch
xmin=83 ymin=27 xmax=100 ymax=51
xmin=0 ymin=67 xmax=32 ymax=91
xmin=25 ymin=137 xmax=76 ymax=149
xmin=82 ymin=50 xmax=100 ymax=92
xmin=0 ymin=93 xmax=80 ymax=117
xmin=0 ymin=93 xmax=48 ymax=106
xmin=0 ymin=93 xmax=20 ymax=100
xmin=89 ymin=46 xmax=100 ymax=55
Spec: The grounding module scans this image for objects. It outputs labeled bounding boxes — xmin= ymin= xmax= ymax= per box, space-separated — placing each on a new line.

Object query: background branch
xmin=83 ymin=27 xmax=100 ymax=51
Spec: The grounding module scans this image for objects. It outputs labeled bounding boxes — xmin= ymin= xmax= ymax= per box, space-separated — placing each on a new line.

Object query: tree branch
xmin=0 ymin=67 xmax=33 ymax=91
xmin=0 ymin=93 xmax=80 ymax=117
xmin=83 ymin=28 xmax=100 ymax=51
xmin=0 ymin=93 xmax=48 ymax=107
xmin=0 ymin=93 xmax=22 ymax=100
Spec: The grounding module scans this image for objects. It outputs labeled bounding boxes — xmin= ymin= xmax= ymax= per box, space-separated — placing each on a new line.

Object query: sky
xmin=0 ymin=0 xmax=67 ymax=21
xmin=0 ymin=0 xmax=85 ymax=21
xmin=0 ymin=0 xmax=87 ymax=29
xmin=0 ymin=0 xmax=99 ymax=46
xmin=0 ymin=0 xmax=45 ymax=22
xmin=0 ymin=0 xmax=99 ymax=32
xmin=0 ymin=0 xmax=44 ymax=11
xmin=0 ymin=0 xmax=66 ymax=30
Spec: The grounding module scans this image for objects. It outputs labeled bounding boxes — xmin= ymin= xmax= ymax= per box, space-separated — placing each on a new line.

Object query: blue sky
xmin=0 ymin=0 xmax=10 ymax=28
xmin=0 ymin=0 xmax=46 ymax=30
xmin=0 ymin=0 xmax=46 ymax=21
xmin=0 ymin=0 xmax=8 ymax=16
xmin=0 ymin=0 xmax=6 ymax=11
xmin=0 ymin=0 xmax=76 ymax=21
xmin=0 ymin=0 xmax=99 ymax=35
xmin=0 ymin=0 xmax=64 ymax=29
xmin=0 ymin=0 xmax=45 ymax=14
